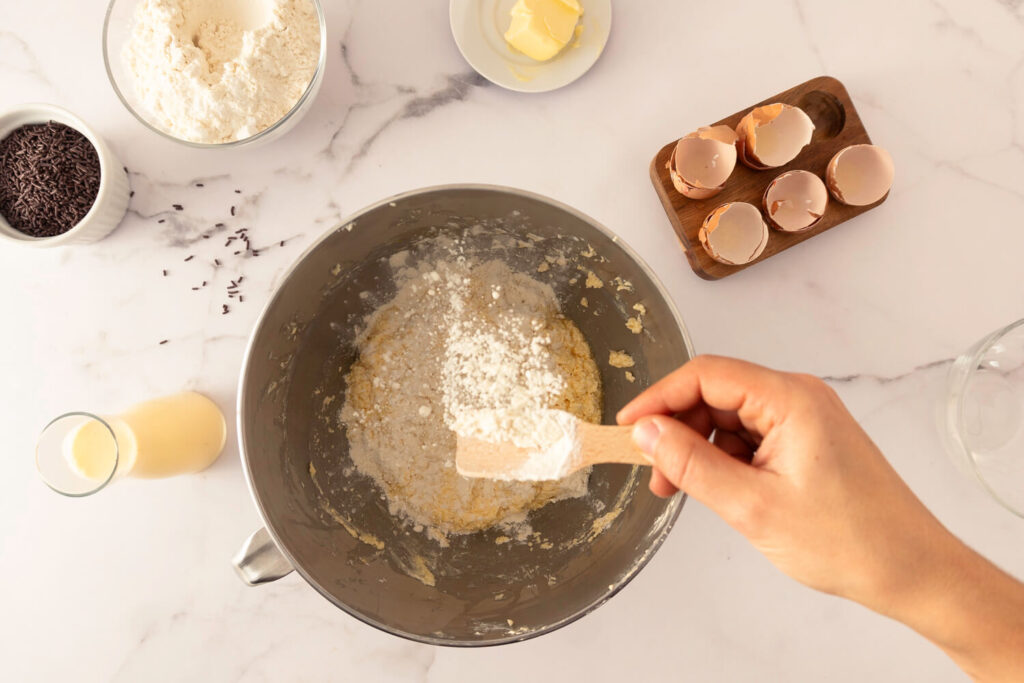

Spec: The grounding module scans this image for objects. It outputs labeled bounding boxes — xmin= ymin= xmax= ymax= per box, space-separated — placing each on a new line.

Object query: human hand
xmin=618 ymin=354 xmax=946 ymax=606
xmin=617 ymin=355 xmax=1024 ymax=682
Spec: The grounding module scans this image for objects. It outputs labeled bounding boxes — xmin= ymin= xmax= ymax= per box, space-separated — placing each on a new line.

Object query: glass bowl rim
xmin=101 ymin=0 xmax=328 ymax=149
xmin=953 ymin=317 xmax=1024 ymax=517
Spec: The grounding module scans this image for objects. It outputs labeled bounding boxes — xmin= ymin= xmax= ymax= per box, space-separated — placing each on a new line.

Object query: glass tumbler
xmin=36 ymin=413 xmax=125 ymax=497
xmin=943 ymin=319 xmax=1024 ymax=516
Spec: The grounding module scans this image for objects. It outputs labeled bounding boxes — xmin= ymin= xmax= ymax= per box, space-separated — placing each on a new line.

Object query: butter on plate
xmin=504 ymin=0 xmax=583 ymax=62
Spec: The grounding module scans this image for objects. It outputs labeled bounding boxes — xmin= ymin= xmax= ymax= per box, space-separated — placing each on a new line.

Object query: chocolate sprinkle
xmin=162 ymin=269 xmax=167 ymax=276
xmin=159 ymin=340 xmax=169 ymax=345
xmin=173 ymin=204 xmax=183 ymax=211
xmin=0 ymin=121 xmax=101 ymax=237
xmin=184 ymin=255 xmax=194 ymax=262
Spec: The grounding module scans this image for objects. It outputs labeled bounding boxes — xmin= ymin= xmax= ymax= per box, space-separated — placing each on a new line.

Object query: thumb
xmin=633 ymin=414 xmax=761 ymax=524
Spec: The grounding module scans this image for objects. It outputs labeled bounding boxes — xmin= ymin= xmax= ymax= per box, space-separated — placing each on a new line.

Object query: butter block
xmin=504 ymin=0 xmax=583 ymax=62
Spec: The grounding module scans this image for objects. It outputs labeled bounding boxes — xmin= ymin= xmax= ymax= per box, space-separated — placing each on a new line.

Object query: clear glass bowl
xmin=102 ymin=0 xmax=327 ymax=149
xmin=944 ymin=319 xmax=1024 ymax=517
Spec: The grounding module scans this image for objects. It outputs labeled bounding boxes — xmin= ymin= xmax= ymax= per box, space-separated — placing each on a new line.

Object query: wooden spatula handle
xmin=577 ymin=424 xmax=652 ymax=468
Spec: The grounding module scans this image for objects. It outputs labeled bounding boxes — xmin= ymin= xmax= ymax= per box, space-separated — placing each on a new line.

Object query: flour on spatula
xmin=454 ymin=407 xmax=584 ymax=481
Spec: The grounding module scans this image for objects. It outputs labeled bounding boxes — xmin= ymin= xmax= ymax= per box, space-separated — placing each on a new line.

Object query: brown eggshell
xmin=698 ymin=202 xmax=769 ymax=265
xmin=736 ymin=103 xmax=815 ymax=170
xmin=826 ymin=144 xmax=895 ymax=206
xmin=667 ymin=125 xmax=738 ymax=199
xmin=763 ymin=170 xmax=829 ymax=232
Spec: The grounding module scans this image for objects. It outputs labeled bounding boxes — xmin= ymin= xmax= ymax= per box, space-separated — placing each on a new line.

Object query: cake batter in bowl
xmin=235 ymin=185 xmax=694 ymax=645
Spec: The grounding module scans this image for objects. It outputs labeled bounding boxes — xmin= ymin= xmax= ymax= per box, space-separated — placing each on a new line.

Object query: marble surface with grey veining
xmin=1 ymin=1 xmax=1022 ymax=681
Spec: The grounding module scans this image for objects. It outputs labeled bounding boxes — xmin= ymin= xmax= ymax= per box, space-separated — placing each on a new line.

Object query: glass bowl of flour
xmin=235 ymin=185 xmax=696 ymax=645
xmin=103 ymin=0 xmax=326 ymax=148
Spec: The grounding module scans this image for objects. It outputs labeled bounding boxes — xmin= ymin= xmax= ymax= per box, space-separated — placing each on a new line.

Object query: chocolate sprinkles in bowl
xmin=0 ymin=121 xmax=101 ymax=237
xmin=0 ymin=103 xmax=130 ymax=248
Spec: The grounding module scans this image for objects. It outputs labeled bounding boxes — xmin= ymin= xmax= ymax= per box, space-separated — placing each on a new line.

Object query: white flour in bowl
xmin=340 ymin=258 xmax=602 ymax=545
xmin=123 ymin=0 xmax=320 ymax=143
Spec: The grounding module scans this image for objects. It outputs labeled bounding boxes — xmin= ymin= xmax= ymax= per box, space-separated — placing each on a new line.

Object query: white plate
xmin=449 ymin=0 xmax=612 ymax=93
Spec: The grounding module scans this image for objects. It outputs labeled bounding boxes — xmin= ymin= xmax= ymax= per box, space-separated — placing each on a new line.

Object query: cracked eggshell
xmin=667 ymin=125 xmax=738 ymax=199
xmin=699 ymin=202 xmax=769 ymax=266
xmin=827 ymin=144 xmax=894 ymax=206
xmin=736 ymin=103 xmax=815 ymax=170
xmin=763 ymin=170 xmax=829 ymax=232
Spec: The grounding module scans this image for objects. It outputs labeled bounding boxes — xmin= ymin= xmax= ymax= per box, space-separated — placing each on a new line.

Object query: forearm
xmin=879 ymin=533 xmax=1024 ymax=682
xmin=619 ymin=358 xmax=1024 ymax=679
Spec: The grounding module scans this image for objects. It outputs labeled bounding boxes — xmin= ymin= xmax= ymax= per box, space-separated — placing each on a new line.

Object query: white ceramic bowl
xmin=102 ymin=0 xmax=327 ymax=149
xmin=449 ymin=0 xmax=612 ymax=93
xmin=0 ymin=104 xmax=130 ymax=248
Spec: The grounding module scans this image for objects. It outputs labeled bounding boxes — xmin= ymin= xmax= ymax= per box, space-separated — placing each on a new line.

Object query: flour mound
xmin=124 ymin=0 xmax=320 ymax=143
xmin=341 ymin=259 xmax=601 ymax=544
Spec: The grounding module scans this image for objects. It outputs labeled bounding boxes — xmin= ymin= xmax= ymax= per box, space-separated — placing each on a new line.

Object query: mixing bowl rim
xmin=236 ymin=183 xmax=695 ymax=646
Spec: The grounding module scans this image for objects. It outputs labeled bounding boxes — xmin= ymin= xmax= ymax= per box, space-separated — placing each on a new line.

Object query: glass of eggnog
xmin=36 ymin=391 xmax=227 ymax=496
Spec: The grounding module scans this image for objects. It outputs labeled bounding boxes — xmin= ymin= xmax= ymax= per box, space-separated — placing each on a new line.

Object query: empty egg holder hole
xmin=797 ymin=90 xmax=846 ymax=142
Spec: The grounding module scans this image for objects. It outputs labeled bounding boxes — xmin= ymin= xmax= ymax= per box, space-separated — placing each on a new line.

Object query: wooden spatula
xmin=455 ymin=410 xmax=651 ymax=481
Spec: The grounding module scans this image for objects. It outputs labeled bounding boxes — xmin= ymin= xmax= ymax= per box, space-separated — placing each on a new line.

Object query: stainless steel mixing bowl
xmin=234 ymin=185 xmax=694 ymax=645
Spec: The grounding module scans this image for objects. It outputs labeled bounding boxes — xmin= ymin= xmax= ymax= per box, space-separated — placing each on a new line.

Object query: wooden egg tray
xmin=649 ymin=75 xmax=887 ymax=280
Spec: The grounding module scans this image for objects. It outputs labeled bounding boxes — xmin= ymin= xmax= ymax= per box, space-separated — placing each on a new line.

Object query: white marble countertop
xmin=2 ymin=0 xmax=1023 ymax=680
